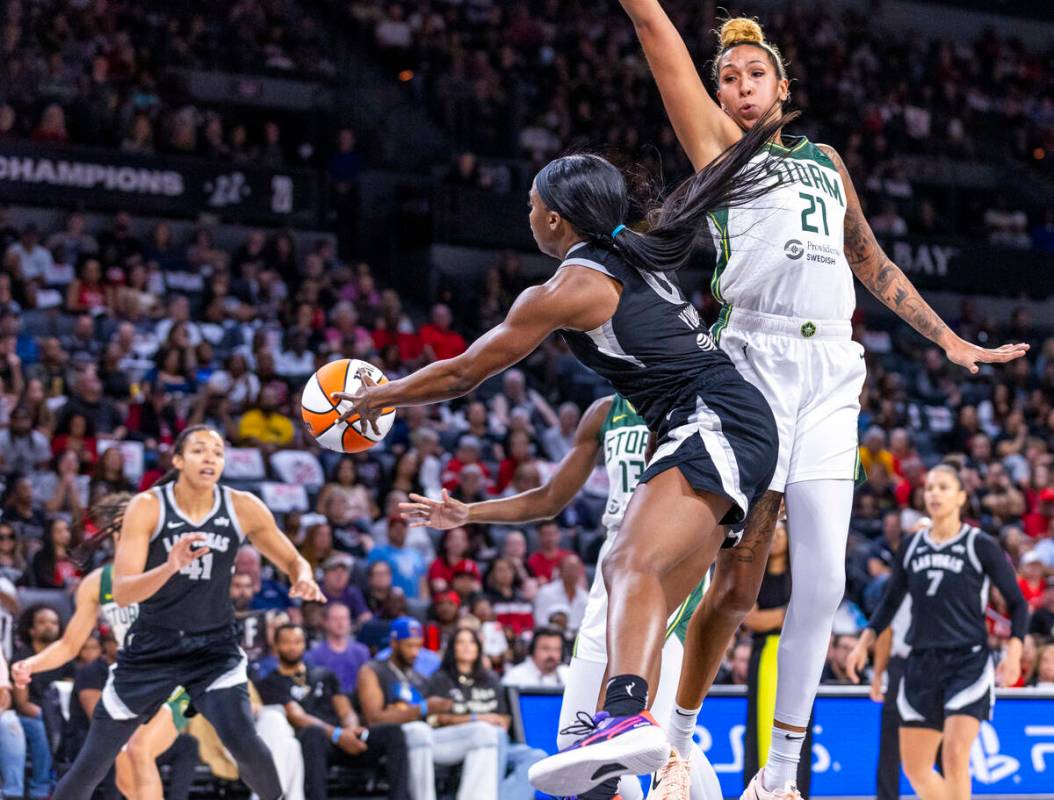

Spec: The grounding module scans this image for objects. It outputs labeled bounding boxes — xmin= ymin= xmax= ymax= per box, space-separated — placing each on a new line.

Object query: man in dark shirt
xmin=1030 ymin=577 xmax=1054 ymax=642
xmin=254 ymin=624 xmax=410 ymax=800
xmin=232 ymin=571 xmax=272 ymax=661
xmin=12 ymin=604 xmax=72 ymax=798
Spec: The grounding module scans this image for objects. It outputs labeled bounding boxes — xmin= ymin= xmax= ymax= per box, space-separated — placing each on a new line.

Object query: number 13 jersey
xmin=137 ymin=483 xmax=247 ymax=633
xmin=707 ymin=136 xmax=855 ymax=329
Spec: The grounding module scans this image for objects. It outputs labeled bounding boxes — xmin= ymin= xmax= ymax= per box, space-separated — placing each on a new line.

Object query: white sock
xmin=762 ymin=727 xmax=805 ymax=791
xmin=667 ymin=702 xmax=700 ymax=757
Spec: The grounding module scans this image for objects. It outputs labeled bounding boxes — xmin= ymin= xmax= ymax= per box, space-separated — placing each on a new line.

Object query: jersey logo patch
xmin=800 ymin=321 xmax=816 ymax=338
xmin=611 ymin=414 xmax=628 ymax=423
xmin=167 ymin=521 xmax=185 ymax=529
xmin=213 ymin=517 xmax=230 ymax=527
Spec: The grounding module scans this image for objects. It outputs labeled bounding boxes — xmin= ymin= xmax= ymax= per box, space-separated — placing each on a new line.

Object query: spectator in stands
xmin=532 ymin=554 xmax=587 ymax=632
xmin=368 ymin=516 xmax=428 ymax=601
xmin=541 ymin=402 xmax=581 ymax=462
xmin=496 ymin=430 xmax=535 ymax=494
xmin=525 ymin=520 xmax=568 ymax=584
xmin=3 ymin=476 xmax=47 ymax=544
xmin=441 ymin=436 xmax=494 ymax=493
xmin=822 ymin=634 xmax=863 ymax=684
xmin=425 ymin=592 xmax=461 ymax=652
xmin=232 ymin=572 xmax=277 ymax=662
xmin=1030 ymin=577 xmax=1054 ymax=642
xmin=235 ymin=545 xmax=293 ymax=612
xmin=490 ymin=369 xmax=557 ymax=433
xmin=501 ymin=627 xmax=567 ymax=688
xmin=305 ymin=602 xmax=372 ymax=694
xmin=363 ymin=560 xmax=399 ymax=617
xmin=315 ymin=456 xmax=373 ymax=521
xmin=0 ymin=521 xmax=26 ymax=584
xmin=0 ymin=405 xmax=51 ymax=476
xmin=1 ymin=647 xmax=27 ymax=800
xmin=25 ymin=517 xmax=79 ymax=589
xmin=499 ymin=530 xmax=538 ymax=600
xmin=860 ymin=427 xmax=896 ymax=478
xmin=357 ymin=617 xmax=499 ymax=800
xmin=485 ymin=557 xmax=533 ymax=638
xmin=427 ymin=627 xmax=546 ymax=800
xmin=238 ymin=384 xmax=295 ymax=449
xmin=1024 ymin=488 xmax=1054 ymax=538
xmin=1019 ymin=551 xmax=1048 ymax=609
xmin=6 ymin=223 xmax=53 ymax=282
xmin=419 ymin=303 xmax=467 ymax=362
xmin=319 ymin=554 xmax=370 ymax=624
xmin=12 ymin=604 xmax=72 ymax=798
xmin=39 ymin=449 xmax=88 ymax=518
xmin=256 ymin=623 xmax=412 ymax=800
xmin=716 ymin=641 xmax=751 ymax=686
xmin=428 ymin=527 xmax=476 ymax=594
xmin=1037 ymin=644 xmax=1054 ymax=688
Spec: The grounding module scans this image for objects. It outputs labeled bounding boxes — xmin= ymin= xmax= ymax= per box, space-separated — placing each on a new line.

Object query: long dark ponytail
xmin=534 ymin=108 xmax=799 ymax=273
xmin=71 ymin=491 xmax=134 ymax=570
xmin=152 ymin=423 xmax=218 ymax=488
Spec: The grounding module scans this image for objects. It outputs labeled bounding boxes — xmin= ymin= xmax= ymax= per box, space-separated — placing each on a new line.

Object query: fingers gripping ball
xmin=301 ymin=358 xmax=395 ymax=452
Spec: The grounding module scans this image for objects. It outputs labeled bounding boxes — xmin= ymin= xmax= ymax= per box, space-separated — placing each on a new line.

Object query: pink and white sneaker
xmin=528 ymin=711 xmax=671 ymax=796
xmin=740 ymin=769 xmax=804 ymax=800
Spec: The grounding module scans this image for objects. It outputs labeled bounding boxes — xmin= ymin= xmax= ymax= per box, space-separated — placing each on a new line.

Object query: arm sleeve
xmin=867 ymin=538 xmax=912 ymax=635
xmin=976 ymin=534 xmax=1030 ymax=640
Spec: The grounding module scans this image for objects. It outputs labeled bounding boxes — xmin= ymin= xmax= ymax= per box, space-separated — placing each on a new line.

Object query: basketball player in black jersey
xmin=53 ymin=424 xmax=325 ymax=800
xmin=332 ymin=116 xmax=794 ymax=796
xmin=846 ymin=464 xmax=1028 ymax=800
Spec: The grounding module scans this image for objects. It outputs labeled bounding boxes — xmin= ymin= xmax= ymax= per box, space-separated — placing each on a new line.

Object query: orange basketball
xmin=301 ymin=359 xmax=396 ymax=453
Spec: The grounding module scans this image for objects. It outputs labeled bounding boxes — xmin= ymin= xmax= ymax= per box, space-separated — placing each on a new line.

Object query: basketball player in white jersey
xmin=618 ymin=4 xmax=1029 ymax=798
xmin=401 ymin=395 xmax=721 ymax=800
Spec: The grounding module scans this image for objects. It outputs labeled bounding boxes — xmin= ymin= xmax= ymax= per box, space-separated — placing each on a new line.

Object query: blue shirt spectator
xmin=367 ymin=518 xmax=428 ymax=600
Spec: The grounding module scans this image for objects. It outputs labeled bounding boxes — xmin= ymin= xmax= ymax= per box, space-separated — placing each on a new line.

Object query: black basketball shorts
xmin=898 ymin=645 xmax=994 ymax=730
xmin=101 ymin=623 xmax=248 ymax=721
xmin=639 ymin=369 xmax=778 ymax=539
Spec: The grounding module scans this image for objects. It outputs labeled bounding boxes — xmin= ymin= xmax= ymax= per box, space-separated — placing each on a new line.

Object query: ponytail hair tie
xmin=611 ymin=224 xmax=627 ymax=239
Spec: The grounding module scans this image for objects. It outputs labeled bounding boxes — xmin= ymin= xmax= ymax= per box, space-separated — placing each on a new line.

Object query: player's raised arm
xmin=232 ymin=491 xmax=324 ymax=602
xmin=619 ymin=0 xmax=742 ymax=168
xmin=112 ymin=492 xmax=207 ymax=606
xmin=820 ymin=144 xmax=1029 ymax=373
xmin=401 ymin=396 xmax=612 ymax=528
xmin=11 ymin=570 xmax=103 ymax=687
xmin=335 ymin=268 xmax=618 ymax=426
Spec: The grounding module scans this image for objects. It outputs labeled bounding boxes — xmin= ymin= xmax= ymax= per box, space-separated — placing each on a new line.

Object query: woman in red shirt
xmin=485 ymin=557 xmax=534 ymax=637
xmin=1018 ymin=551 xmax=1047 ymax=609
xmin=428 ymin=526 xmax=475 ymax=594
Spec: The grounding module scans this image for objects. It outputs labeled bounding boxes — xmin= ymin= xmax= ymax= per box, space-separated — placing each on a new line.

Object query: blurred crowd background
xmin=2 ymin=0 xmax=1054 ymax=797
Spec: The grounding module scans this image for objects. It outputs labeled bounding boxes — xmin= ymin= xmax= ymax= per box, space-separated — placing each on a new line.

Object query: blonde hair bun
xmin=719 ymin=17 xmax=765 ymax=48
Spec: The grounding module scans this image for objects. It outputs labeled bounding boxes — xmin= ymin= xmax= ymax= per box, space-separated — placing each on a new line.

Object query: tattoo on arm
xmin=822 ymin=145 xmax=951 ymax=346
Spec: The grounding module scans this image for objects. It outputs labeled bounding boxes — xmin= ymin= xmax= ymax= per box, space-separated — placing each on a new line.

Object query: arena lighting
xmin=1033 ymin=147 xmax=1046 ymax=160
xmin=398 ymin=69 xmax=414 ymax=81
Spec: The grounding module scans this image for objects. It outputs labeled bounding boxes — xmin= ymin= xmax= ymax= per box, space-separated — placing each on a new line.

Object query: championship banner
xmin=0 ymin=141 xmax=319 ymax=224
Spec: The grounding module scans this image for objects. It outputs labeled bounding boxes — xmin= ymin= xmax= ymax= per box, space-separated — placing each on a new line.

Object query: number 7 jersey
xmin=707 ymin=136 xmax=856 ymax=328
xmin=136 ymin=483 xmax=247 ymax=634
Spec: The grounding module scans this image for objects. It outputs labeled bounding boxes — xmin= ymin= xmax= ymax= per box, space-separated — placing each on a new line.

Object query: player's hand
xmin=944 ymin=339 xmax=1029 ymax=375
xmin=400 ymin=490 xmax=469 ymax=529
xmin=869 ymin=674 xmax=885 ymax=703
xmin=332 ymin=369 xmax=382 ymax=435
xmin=166 ymin=534 xmax=209 ymax=573
xmin=290 ymin=577 xmax=326 ymax=603
xmin=845 ymin=641 xmax=869 ymax=685
xmin=337 ymin=727 xmax=368 ymax=755
xmin=997 ymin=656 xmax=1021 ymax=688
xmin=11 ymin=659 xmax=32 ymax=689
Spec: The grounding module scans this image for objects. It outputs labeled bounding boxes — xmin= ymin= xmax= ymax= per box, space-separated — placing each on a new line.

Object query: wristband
xmin=419 ymin=700 xmax=428 ymax=719
xmin=331 ymin=727 xmax=343 ymax=744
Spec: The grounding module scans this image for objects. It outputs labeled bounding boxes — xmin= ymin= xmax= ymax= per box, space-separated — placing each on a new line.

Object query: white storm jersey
xmin=99 ymin=563 xmax=139 ymax=648
xmin=707 ymin=136 xmax=856 ymax=338
xmin=599 ymin=395 xmax=650 ymax=531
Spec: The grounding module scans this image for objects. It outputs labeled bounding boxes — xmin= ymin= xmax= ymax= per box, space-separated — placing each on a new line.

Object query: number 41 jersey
xmin=137 ymin=483 xmax=247 ymax=634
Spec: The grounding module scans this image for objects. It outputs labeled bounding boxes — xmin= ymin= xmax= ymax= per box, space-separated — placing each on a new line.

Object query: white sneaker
xmin=740 ymin=769 xmax=803 ymax=800
xmin=650 ymin=747 xmax=691 ymax=799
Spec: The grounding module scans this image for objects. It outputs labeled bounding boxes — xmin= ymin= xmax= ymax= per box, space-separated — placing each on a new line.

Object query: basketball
xmin=300 ymin=358 xmax=395 ymax=453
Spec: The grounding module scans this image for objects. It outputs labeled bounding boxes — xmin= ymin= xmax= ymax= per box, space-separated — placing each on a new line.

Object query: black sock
xmin=604 ymin=673 xmax=648 ymax=718
xmin=580 ymin=776 xmax=620 ymax=799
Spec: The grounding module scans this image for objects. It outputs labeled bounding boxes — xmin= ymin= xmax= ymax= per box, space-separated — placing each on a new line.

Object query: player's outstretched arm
xmin=400 ymin=396 xmax=611 ymax=528
xmin=334 ymin=268 xmax=618 ymax=425
xmin=232 ymin=491 xmax=324 ymax=602
xmin=820 ymin=144 xmax=1029 ymax=372
xmin=619 ymin=0 xmax=742 ymax=169
xmin=11 ymin=569 xmax=103 ymax=688
xmin=113 ymin=492 xmax=209 ymax=606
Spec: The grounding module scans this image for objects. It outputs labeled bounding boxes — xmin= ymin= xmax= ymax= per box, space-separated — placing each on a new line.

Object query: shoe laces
xmin=559 ymin=710 xmax=612 ymax=740
xmin=653 ymin=748 xmax=691 ymax=795
xmin=777 ymin=781 xmax=803 ymax=800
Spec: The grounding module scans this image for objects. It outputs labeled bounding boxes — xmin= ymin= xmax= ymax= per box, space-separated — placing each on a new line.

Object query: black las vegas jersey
xmin=136 ymin=483 xmax=247 ymax=634
xmin=868 ymin=525 xmax=1028 ymax=650
xmin=558 ymin=241 xmax=736 ymax=430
